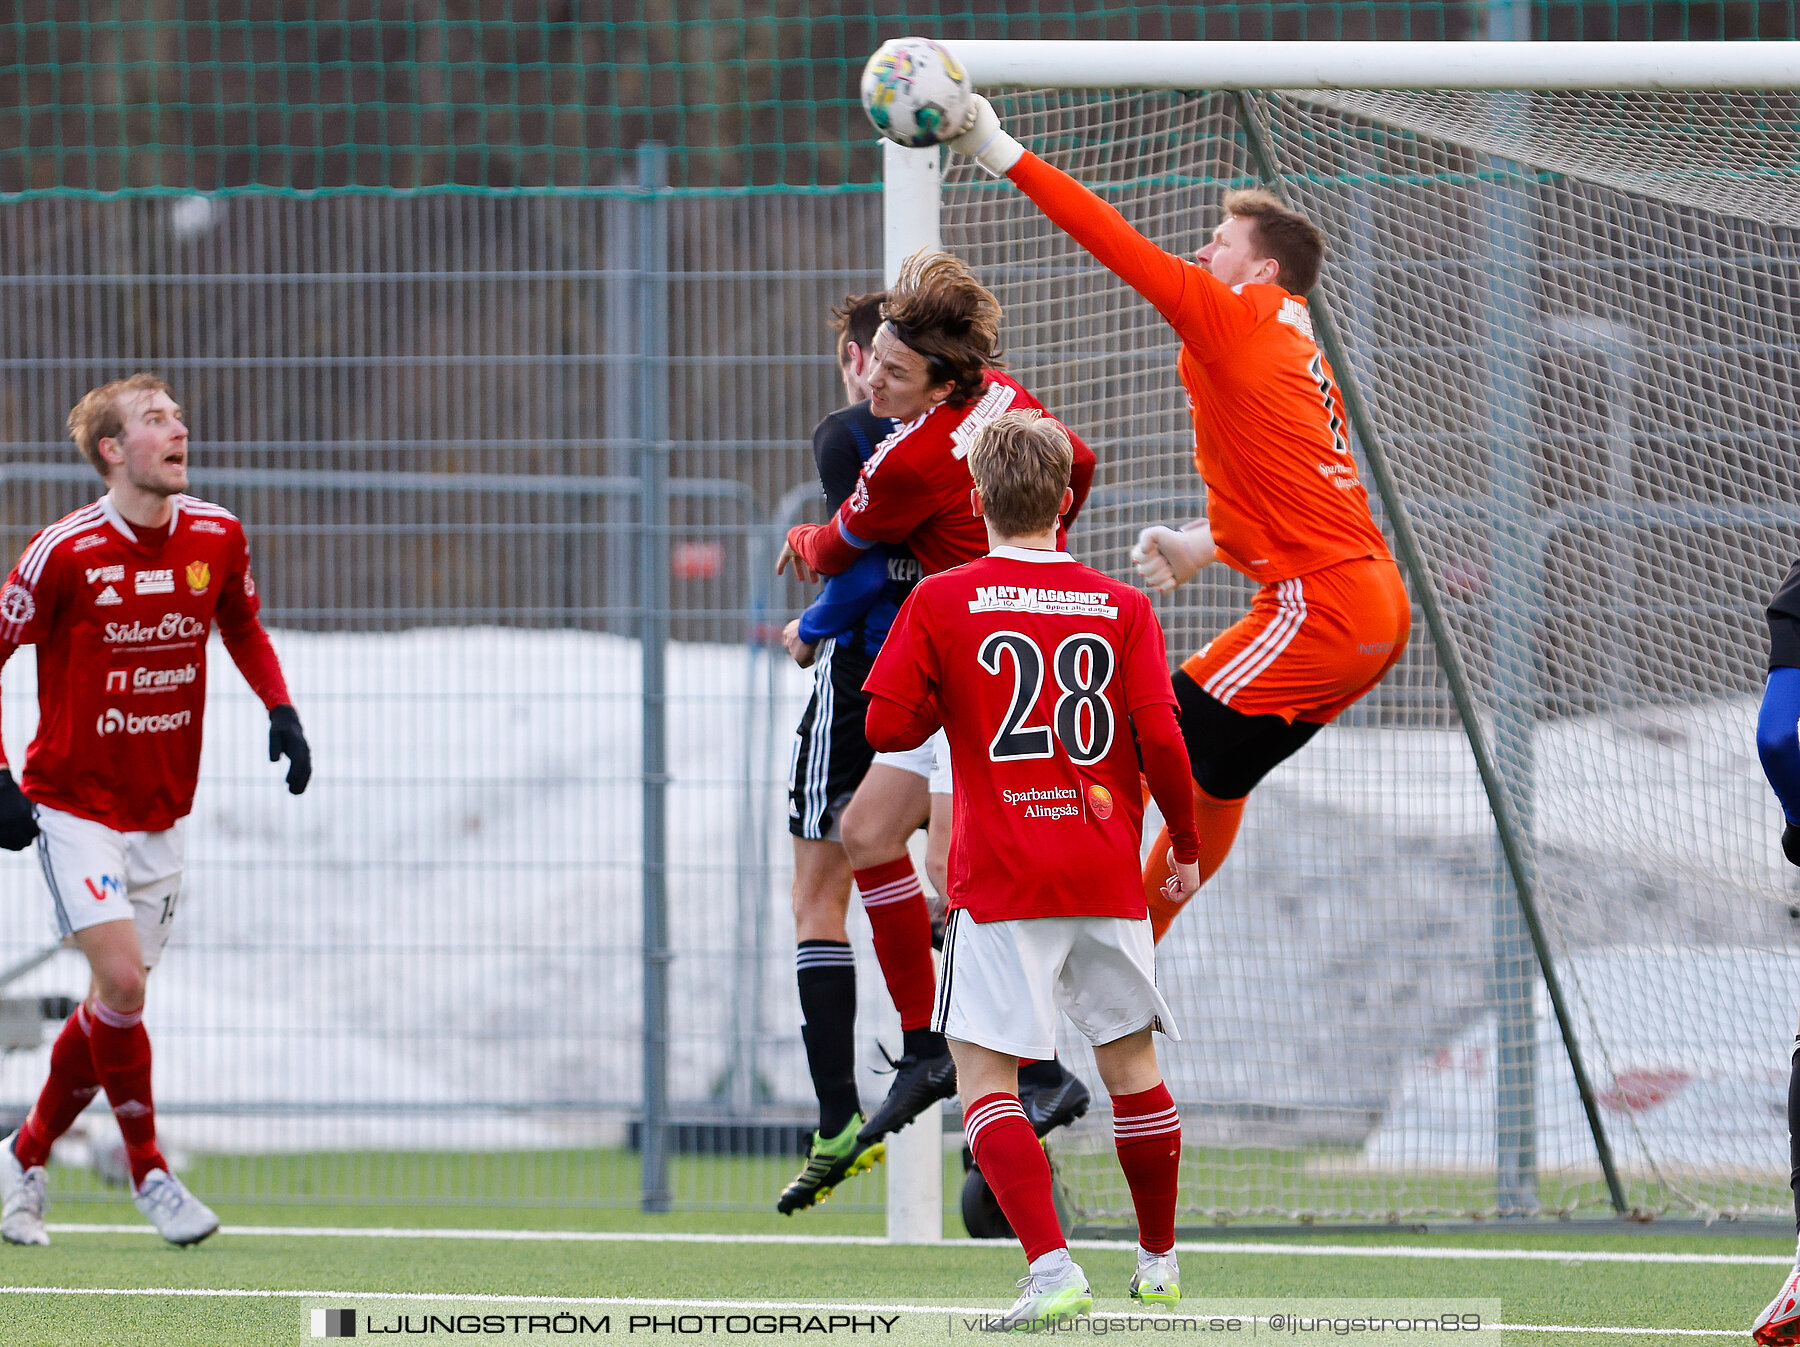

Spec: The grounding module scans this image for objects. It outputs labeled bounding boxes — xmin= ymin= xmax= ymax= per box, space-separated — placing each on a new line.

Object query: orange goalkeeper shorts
xmin=1180 ymin=555 xmax=1411 ymax=724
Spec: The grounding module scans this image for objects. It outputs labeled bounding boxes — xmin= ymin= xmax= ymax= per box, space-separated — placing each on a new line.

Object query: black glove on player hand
xmin=1784 ymin=822 xmax=1800 ymax=868
xmin=269 ymin=704 xmax=312 ymax=795
xmin=0 ymin=768 xmax=39 ymax=851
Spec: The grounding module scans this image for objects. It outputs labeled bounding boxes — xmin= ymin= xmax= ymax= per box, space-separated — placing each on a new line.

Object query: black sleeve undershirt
xmin=1770 ymin=559 xmax=1800 ymax=671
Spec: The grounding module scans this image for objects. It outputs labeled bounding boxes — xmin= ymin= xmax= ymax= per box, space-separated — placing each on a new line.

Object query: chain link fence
xmin=0 ymin=179 xmax=933 ymax=1212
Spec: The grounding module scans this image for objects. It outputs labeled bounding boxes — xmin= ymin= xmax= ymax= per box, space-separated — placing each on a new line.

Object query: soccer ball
xmin=860 ymin=38 xmax=974 ymax=149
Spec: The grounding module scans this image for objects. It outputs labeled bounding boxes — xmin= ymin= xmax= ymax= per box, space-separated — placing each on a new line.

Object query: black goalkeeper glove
xmin=0 ymin=768 xmax=38 ymax=851
xmin=269 ymin=705 xmax=312 ymax=795
xmin=1785 ymin=823 xmax=1800 ymax=868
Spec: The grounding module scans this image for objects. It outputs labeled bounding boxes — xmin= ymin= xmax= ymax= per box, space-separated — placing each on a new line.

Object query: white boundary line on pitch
xmin=0 ymin=1285 xmax=1749 ymax=1336
xmin=41 ymin=1223 xmax=1797 ymax=1266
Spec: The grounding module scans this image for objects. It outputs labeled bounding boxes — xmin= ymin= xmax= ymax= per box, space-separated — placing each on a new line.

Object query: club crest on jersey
xmin=1086 ymin=784 xmax=1114 ymax=820
xmin=134 ymin=569 xmax=174 ymax=595
xmin=0 ymin=584 xmax=34 ymax=626
xmin=185 ymin=561 xmax=211 ymax=594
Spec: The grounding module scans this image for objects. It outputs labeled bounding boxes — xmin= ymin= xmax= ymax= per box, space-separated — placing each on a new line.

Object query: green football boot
xmin=777 ymin=1114 xmax=884 ymax=1214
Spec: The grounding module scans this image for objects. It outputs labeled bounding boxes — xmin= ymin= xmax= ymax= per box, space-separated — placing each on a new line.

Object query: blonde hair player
xmin=864 ymin=409 xmax=1200 ymax=1328
xmin=0 ymin=376 xmax=310 ymax=1248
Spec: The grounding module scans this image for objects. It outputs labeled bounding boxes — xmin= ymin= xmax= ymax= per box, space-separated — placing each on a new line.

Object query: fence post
xmin=605 ymin=186 xmax=637 ymax=633
xmin=636 ymin=142 xmax=673 ymax=1213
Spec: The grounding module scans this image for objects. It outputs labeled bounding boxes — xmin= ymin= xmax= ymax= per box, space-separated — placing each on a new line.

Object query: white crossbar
xmin=939 ymin=39 xmax=1800 ymax=91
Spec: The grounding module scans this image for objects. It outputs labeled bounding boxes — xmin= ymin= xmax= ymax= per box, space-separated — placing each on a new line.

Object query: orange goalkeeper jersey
xmin=1008 ymin=152 xmax=1392 ymax=585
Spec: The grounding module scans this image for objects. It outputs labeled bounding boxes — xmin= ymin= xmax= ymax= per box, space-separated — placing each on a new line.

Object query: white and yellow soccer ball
xmin=860 ymin=38 xmax=974 ymax=149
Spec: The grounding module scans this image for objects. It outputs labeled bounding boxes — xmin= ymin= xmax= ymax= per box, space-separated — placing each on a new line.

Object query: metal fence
xmin=0 ymin=168 xmax=920 ymax=1212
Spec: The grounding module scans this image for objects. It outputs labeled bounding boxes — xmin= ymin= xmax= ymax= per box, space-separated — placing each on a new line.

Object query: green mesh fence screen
xmin=2 ymin=2 xmax=1795 ymax=195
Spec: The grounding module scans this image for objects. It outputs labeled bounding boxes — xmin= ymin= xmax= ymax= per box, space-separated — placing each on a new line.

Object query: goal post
xmin=884 ymin=41 xmax=1800 ymax=1230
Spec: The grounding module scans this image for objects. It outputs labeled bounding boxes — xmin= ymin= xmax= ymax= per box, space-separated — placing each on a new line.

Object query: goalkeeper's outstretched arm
xmin=948 ymin=96 xmax=1253 ymax=348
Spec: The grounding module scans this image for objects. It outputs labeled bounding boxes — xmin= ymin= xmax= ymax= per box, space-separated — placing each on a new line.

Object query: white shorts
xmin=872 ymin=727 xmax=953 ymax=794
xmin=35 ymin=805 xmax=185 ymax=970
xmin=928 ymin=729 xmax=952 ymax=796
xmin=932 ymin=910 xmax=1180 ymax=1060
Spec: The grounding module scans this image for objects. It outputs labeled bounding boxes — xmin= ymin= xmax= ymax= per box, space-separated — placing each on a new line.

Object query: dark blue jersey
xmin=1760 ymin=560 xmax=1800 ymax=825
xmin=798 ymin=401 xmax=920 ymax=657
xmin=1770 ymin=557 xmax=1800 ymax=672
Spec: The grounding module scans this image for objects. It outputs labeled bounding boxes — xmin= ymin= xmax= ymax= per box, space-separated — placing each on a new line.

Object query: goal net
xmin=936 ymin=71 xmax=1800 ymax=1225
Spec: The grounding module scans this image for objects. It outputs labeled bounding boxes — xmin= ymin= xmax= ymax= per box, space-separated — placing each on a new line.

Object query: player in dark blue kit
xmin=1755 ymin=559 xmax=1800 ymax=1346
xmin=775 ymin=293 xmax=923 ymax=1213
xmin=781 ymin=297 xmax=919 ymax=682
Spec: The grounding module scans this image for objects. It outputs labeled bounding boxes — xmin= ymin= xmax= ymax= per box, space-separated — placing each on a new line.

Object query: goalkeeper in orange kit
xmin=945 ymin=96 xmax=1412 ymax=941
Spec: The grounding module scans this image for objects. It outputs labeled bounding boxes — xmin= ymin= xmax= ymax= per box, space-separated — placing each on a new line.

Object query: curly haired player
xmin=781 ymin=252 xmax=1099 ymax=1163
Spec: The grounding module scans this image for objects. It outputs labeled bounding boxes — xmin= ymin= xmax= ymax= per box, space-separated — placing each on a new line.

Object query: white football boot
xmin=0 ymin=1130 xmax=50 ymax=1246
xmin=1755 ymin=1263 xmax=1800 ymax=1346
xmin=1127 ymin=1246 xmax=1181 ymax=1309
xmin=133 ymin=1167 xmax=219 ymax=1246
xmin=986 ymin=1254 xmax=1091 ymax=1333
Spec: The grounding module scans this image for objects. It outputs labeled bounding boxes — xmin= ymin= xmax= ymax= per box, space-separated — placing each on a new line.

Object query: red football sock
xmin=1145 ymin=785 xmax=1246 ymax=943
xmin=13 ymin=1005 xmax=102 ymax=1170
xmin=854 ymin=858 xmax=937 ymax=1031
xmin=1112 ymin=1083 xmax=1182 ymax=1255
xmin=86 ymin=1000 xmax=167 ymax=1188
xmin=965 ymin=1092 xmax=1065 ymax=1264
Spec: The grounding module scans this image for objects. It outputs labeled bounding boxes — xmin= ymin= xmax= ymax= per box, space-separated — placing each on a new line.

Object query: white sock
xmin=1029 ymin=1247 xmax=1075 ymax=1282
xmin=1138 ymin=1245 xmax=1177 ymax=1273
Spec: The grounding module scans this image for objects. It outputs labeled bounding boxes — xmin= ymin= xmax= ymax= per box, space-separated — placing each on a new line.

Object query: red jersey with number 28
xmin=864 ymin=547 xmax=1197 ymax=922
xmin=0 ymin=494 xmax=292 ymax=833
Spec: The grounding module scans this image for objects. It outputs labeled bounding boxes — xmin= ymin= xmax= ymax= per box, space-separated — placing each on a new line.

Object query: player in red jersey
xmin=866 ymin=410 xmax=1200 ymax=1327
xmin=0 ymin=375 xmax=309 ymax=1249
xmin=782 ymin=251 xmax=1099 ymax=1152
xmin=948 ymin=101 xmax=1413 ymax=944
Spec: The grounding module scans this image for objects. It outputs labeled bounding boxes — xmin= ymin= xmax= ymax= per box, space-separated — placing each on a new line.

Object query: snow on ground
xmin=0 ymin=628 xmax=829 ymax=1149
xmin=0 ymin=629 xmax=1790 ymax=1202
xmin=1080 ymin=698 xmax=1794 ymax=1200
xmin=1363 ymin=947 xmax=1800 ymax=1177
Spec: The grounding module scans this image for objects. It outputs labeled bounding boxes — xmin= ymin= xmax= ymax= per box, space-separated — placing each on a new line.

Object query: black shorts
xmin=788 ymin=638 xmax=876 ymax=840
